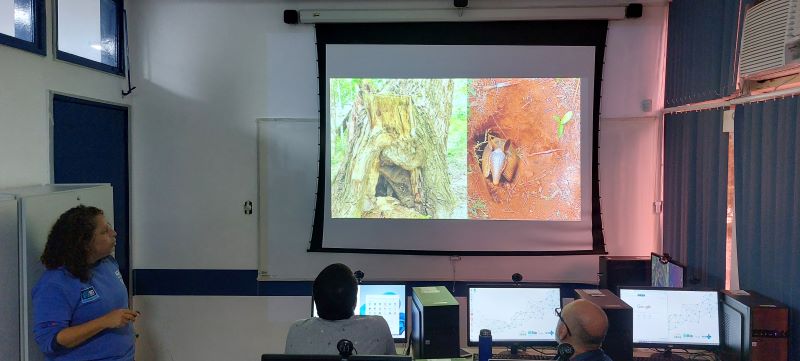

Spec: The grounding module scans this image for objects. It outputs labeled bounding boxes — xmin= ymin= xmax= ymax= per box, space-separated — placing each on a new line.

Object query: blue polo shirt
xmin=32 ymin=257 xmax=134 ymax=361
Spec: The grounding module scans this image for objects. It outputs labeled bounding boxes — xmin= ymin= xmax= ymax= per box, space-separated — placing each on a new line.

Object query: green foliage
xmin=447 ymin=79 xmax=469 ymax=160
xmin=554 ymin=110 xmax=574 ymax=139
xmin=468 ymin=198 xmax=488 ymax=219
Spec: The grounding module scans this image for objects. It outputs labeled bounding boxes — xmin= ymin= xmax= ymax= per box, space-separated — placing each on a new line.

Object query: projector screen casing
xmin=311 ymin=21 xmax=607 ymax=256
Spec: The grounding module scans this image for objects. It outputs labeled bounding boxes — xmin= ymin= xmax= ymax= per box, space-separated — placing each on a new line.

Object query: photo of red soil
xmin=466 ymin=78 xmax=581 ymax=221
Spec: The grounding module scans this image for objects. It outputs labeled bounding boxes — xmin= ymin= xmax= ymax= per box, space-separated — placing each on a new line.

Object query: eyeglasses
xmin=555 ymin=307 xmax=572 ymax=337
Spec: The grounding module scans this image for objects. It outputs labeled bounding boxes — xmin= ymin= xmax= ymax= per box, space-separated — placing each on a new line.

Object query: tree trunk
xmin=332 ymin=79 xmax=456 ymax=218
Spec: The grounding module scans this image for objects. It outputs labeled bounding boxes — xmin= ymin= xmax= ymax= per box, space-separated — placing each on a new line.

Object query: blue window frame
xmin=0 ymin=0 xmax=46 ymax=55
xmin=55 ymin=0 xmax=124 ymax=75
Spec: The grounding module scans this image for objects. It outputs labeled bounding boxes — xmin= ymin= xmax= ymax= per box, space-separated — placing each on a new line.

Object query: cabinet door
xmin=0 ymin=199 xmax=20 ymax=361
xmin=20 ymin=191 xmax=79 ymax=361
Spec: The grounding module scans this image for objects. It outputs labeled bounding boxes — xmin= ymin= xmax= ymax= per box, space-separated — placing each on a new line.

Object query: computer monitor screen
xmin=619 ymin=288 xmax=720 ymax=348
xmin=651 ymin=253 xmax=685 ymax=288
xmin=468 ymin=286 xmax=561 ymax=345
xmin=312 ymin=284 xmax=406 ymax=340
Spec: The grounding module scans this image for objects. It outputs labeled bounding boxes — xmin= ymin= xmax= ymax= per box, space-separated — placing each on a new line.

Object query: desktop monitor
xmin=467 ymin=285 xmax=561 ymax=346
xmin=619 ymin=288 xmax=720 ymax=350
xmin=650 ymin=252 xmax=685 ymax=288
xmin=312 ymin=284 xmax=407 ymax=341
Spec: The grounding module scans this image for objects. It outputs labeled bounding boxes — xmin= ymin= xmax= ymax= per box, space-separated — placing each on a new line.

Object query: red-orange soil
xmin=466 ymin=78 xmax=582 ymax=221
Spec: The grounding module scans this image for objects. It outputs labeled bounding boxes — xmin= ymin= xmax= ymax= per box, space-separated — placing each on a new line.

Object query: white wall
xmin=0 ymin=0 xmax=127 ymax=189
xmin=127 ymin=1 xmax=667 ymax=360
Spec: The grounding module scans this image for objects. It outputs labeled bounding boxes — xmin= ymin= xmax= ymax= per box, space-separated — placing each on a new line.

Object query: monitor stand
xmin=649 ymin=348 xmax=686 ymax=360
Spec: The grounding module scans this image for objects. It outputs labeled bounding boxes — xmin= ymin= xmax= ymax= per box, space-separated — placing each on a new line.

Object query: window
xmin=0 ymin=0 xmax=46 ymax=55
xmin=55 ymin=0 xmax=124 ymax=75
xmin=725 ymin=132 xmax=738 ymax=290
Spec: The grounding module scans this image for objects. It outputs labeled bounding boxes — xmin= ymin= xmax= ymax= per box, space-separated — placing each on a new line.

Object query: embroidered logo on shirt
xmin=80 ymin=286 xmax=100 ymax=304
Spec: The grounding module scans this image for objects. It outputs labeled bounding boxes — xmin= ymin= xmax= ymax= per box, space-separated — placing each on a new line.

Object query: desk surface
xmin=396 ymin=345 xmax=717 ymax=360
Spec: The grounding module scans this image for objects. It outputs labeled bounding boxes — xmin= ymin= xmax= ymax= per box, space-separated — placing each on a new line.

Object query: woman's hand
xmin=101 ymin=309 xmax=139 ymax=329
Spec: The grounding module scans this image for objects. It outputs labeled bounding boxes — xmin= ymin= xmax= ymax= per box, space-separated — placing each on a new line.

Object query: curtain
xmin=663 ymin=109 xmax=728 ymax=289
xmin=735 ymin=96 xmax=800 ymax=359
xmin=664 ymin=0 xmax=742 ymax=107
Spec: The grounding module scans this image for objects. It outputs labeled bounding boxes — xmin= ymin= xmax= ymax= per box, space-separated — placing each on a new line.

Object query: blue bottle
xmin=479 ymin=329 xmax=492 ymax=361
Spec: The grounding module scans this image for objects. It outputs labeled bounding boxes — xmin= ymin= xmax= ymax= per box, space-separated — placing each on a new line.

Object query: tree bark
xmin=332 ymin=79 xmax=456 ymax=218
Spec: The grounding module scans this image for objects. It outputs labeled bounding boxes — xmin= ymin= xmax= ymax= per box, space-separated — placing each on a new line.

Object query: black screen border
xmin=311 ymin=21 xmax=608 ymax=256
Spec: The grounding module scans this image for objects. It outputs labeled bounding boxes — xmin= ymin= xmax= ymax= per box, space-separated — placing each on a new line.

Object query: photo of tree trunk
xmin=330 ymin=79 xmax=467 ymax=219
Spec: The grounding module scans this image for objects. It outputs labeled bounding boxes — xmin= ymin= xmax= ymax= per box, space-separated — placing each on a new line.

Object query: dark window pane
xmin=100 ymin=0 xmax=117 ymax=67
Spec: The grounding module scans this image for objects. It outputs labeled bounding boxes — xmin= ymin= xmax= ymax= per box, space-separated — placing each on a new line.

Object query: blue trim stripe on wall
xmin=133 ymin=269 xmax=597 ymax=298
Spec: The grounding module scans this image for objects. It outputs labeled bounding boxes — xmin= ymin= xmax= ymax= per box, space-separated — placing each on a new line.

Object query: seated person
xmin=284 ymin=263 xmax=395 ymax=355
xmin=555 ymin=299 xmax=613 ymax=361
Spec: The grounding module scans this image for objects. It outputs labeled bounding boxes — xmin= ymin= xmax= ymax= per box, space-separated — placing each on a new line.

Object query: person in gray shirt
xmin=285 ymin=263 xmax=396 ymax=355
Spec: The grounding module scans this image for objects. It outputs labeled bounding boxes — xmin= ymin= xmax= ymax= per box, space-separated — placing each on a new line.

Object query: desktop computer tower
xmin=575 ymin=289 xmax=633 ymax=361
xmin=598 ymin=256 xmax=651 ymax=295
xmin=411 ymin=286 xmax=460 ymax=359
xmin=721 ymin=290 xmax=789 ymax=361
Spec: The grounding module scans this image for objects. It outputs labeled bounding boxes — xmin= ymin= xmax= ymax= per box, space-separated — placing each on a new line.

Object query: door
xmin=52 ymin=94 xmax=130 ymax=286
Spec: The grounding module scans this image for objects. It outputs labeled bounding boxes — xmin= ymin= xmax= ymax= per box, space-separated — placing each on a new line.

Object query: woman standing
xmin=32 ymin=205 xmax=137 ymax=361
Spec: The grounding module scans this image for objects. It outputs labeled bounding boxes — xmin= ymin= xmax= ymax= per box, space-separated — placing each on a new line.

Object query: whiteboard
xmin=256 ymin=118 xmax=599 ymax=283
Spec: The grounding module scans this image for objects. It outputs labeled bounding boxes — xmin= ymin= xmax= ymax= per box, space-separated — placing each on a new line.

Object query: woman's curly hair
xmin=41 ymin=205 xmax=103 ymax=282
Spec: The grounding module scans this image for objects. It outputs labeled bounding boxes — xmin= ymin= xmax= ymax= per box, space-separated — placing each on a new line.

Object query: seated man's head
xmin=556 ymin=299 xmax=609 ymax=353
xmin=313 ymin=263 xmax=358 ymax=320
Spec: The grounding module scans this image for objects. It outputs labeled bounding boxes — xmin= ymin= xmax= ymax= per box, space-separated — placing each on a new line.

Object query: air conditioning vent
xmin=738 ymin=0 xmax=800 ymax=80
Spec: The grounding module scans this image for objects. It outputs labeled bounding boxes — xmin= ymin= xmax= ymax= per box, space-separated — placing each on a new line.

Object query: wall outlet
xmin=641 ymin=99 xmax=653 ymax=112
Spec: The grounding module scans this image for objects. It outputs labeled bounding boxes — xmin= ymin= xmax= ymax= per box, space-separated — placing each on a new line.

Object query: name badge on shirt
xmin=80 ymin=286 xmax=100 ymax=304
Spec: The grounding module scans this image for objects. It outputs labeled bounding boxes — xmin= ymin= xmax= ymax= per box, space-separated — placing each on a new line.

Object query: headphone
xmin=553 ymin=343 xmax=575 ymax=361
xmin=337 ymin=339 xmax=356 ymax=359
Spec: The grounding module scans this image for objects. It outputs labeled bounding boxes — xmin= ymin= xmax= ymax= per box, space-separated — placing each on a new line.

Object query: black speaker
xmin=598 ymin=256 xmax=650 ymax=295
xmin=576 ymin=289 xmax=633 ymax=361
xmin=283 ymin=10 xmax=299 ymax=24
xmin=625 ymin=4 xmax=643 ymax=18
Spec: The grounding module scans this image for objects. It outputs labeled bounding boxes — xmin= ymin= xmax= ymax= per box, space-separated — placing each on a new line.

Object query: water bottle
xmin=478 ymin=329 xmax=492 ymax=361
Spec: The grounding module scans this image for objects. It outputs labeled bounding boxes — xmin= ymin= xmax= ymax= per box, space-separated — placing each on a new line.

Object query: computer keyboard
xmin=488 ymin=353 xmax=554 ymax=360
xmin=634 ymin=355 xmax=714 ymax=361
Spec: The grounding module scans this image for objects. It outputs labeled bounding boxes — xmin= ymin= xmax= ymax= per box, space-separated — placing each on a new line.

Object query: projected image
xmin=330 ymin=78 xmax=580 ymax=220
xmin=467 ymin=78 xmax=581 ymax=220
xmin=330 ymin=78 xmax=467 ymax=219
